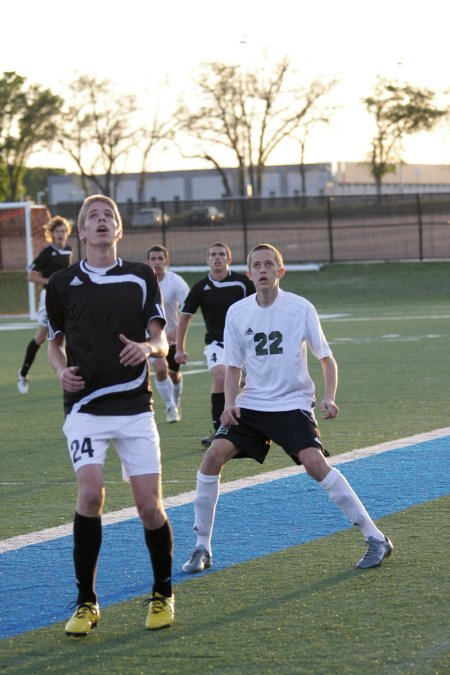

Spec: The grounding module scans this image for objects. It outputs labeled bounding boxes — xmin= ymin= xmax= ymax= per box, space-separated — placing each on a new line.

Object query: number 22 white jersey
xmin=223 ymin=289 xmax=332 ymax=412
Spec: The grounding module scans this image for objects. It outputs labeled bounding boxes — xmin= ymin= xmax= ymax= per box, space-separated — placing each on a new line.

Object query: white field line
xmin=322 ymin=315 xmax=450 ymax=322
xmin=1 ymin=314 xmax=450 ymax=332
xmin=1 ymin=426 xmax=449 ymax=554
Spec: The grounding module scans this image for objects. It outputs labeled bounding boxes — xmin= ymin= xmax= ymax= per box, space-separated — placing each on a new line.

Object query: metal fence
xmin=48 ymin=192 xmax=450 ymax=265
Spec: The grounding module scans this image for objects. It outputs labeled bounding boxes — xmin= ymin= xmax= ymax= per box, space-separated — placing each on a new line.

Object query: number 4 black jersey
xmin=46 ymin=259 xmax=166 ymax=416
xmin=181 ymin=270 xmax=255 ymax=344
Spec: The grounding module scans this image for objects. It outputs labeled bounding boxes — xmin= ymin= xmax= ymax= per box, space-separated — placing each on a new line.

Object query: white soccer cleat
xmin=166 ymin=406 xmax=180 ymax=423
xmin=17 ymin=370 xmax=29 ymax=395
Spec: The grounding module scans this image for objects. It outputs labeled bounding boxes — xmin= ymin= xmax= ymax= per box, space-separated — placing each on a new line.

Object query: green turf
xmin=1 ymin=262 xmax=449 ymax=672
xmin=2 ymin=261 xmax=450 ymax=316
xmin=1 ymin=500 xmax=448 ymax=674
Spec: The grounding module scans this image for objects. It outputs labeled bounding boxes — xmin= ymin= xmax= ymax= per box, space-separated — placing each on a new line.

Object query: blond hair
xmin=77 ymin=195 xmax=122 ymax=232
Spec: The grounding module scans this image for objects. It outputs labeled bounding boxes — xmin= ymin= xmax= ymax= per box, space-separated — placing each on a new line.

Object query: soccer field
xmin=1 ymin=262 xmax=449 ymax=673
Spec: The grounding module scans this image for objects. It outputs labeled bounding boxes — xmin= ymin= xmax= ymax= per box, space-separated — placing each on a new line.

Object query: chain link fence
xmin=43 ymin=192 xmax=450 ymax=265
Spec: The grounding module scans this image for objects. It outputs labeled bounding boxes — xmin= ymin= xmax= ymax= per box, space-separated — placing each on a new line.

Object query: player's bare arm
xmin=220 ymin=366 xmax=242 ymax=425
xmin=320 ymin=355 xmax=339 ymax=419
xmin=27 ymin=269 xmax=49 ymax=286
xmin=48 ymin=334 xmax=86 ymax=392
xmin=119 ymin=319 xmax=168 ymax=367
xmin=174 ymin=313 xmax=192 ymax=364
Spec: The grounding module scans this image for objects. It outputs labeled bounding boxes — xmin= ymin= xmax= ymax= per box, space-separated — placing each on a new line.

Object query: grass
xmin=2 ymin=261 xmax=450 ymax=316
xmin=1 ymin=261 xmax=449 ymax=672
xmin=1 ymin=500 xmax=449 ymax=673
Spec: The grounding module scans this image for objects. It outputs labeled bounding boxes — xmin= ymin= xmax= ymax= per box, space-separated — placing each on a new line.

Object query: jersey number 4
xmin=70 ymin=437 xmax=94 ymax=464
xmin=254 ymin=331 xmax=283 ymax=356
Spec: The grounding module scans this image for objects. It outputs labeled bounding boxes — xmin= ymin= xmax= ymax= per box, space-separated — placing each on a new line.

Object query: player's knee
xmin=137 ymin=500 xmax=164 ymax=528
xmin=299 ymin=447 xmax=329 ymax=481
xmin=202 ymin=441 xmax=230 ymax=473
xmin=211 ymin=365 xmax=226 ymax=389
xmin=154 ymin=364 xmax=168 ymax=380
xmin=78 ymin=487 xmax=103 ymax=515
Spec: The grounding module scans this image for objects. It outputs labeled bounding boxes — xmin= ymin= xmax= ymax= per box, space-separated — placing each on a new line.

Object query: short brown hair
xmin=44 ymin=216 xmax=72 ymax=243
xmin=77 ymin=195 xmax=122 ymax=232
xmin=247 ymin=243 xmax=284 ymax=269
xmin=147 ymin=244 xmax=170 ymax=260
xmin=207 ymin=242 xmax=232 ymax=259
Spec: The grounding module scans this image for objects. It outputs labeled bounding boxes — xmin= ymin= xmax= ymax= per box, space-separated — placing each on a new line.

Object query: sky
xmin=2 ymin=0 xmax=449 ymax=173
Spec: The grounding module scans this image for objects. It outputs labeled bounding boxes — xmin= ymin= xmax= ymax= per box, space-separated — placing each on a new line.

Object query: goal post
xmin=0 ymin=201 xmax=52 ymax=319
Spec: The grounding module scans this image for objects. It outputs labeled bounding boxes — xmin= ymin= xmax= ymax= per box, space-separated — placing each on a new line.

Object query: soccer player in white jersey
xmin=182 ymin=243 xmax=393 ymax=574
xmin=46 ymin=195 xmax=175 ymax=635
xmin=17 ymin=216 xmax=72 ymax=394
xmin=147 ymin=245 xmax=189 ymax=423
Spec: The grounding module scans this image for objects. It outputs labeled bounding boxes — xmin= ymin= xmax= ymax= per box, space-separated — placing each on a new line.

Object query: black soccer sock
xmin=73 ymin=512 xmax=102 ymax=605
xmin=144 ymin=520 xmax=173 ymax=598
xmin=20 ymin=339 xmax=40 ymax=377
xmin=211 ymin=392 xmax=225 ymax=432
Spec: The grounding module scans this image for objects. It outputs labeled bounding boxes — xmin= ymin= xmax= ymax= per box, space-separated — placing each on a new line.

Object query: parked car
xmin=186 ymin=206 xmax=225 ymax=226
xmin=131 ymin=207 xmax=170 ymax=227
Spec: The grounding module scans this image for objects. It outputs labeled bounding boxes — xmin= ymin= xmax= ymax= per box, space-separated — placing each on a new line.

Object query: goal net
xmin=0 ymin=202 xmax=52 ymax=319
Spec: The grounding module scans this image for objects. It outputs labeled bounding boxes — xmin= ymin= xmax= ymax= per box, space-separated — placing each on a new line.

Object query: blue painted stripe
xmin=1 ymin=437 xmax=449 ymax=638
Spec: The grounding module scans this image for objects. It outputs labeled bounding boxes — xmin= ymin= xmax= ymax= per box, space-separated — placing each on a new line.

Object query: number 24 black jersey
xmin=46 ymin=259 xmax=165 ymax=416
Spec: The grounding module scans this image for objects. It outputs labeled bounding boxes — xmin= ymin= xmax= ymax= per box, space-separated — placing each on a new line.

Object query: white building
xmin=47 ymin=162 xmax=450 ymax=206
xmin=47 ymin=164 xmax=332 ymax=205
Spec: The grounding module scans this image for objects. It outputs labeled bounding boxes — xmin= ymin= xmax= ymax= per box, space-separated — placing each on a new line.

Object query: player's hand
xmin=165 ymin=329 xmax=176 ymax=344
xmin=174 ymin=349 xmax=188 ymax=364
xmin=119 ymin=334 xmax=149 ymax=366
xmin=220 ymin=405 xmax=241 ymax=426
xmin=59 ymin=366 xmax=85 ymax=392
xmin=321 ymin=399 xmax=339 ymax=419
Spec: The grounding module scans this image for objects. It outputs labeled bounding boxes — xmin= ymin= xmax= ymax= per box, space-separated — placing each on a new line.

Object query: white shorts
xmin=62 ymin=412 xmax=161 ymax=480
xmin=37 ymin=289 xmax=48 ymax=328
xmin=204 ymin=341 xmax=225 ymax=371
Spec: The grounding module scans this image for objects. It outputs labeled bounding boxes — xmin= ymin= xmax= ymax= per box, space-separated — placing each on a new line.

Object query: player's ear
xmin=78 ymin=228 xmax=85 ymax=242
xmin=278 ymin=266 xmax=286 ymax=279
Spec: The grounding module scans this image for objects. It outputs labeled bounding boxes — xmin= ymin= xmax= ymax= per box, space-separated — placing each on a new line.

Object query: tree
xmin=58 ymin=75 xmax=140 ymax=198
xmin=0 ymin=163 xmax=8 ymax=201
xmin=23 ymin=167 xmax=67 ymax=203
xmin=136 ymin=106 xmax=178 ymax=203
xmin=292 ymin=98 xmax=337 ymax=199
xmin=175 ymin=58 xmax=336 ymax=197
xmin=0 ymin=71 xmax=63 ymax=201
xmin=363 ymin=78 xmax=448 ymax=195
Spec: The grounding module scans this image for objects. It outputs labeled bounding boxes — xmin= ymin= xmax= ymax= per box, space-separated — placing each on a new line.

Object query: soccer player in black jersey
xmin=46 ymin=195 xmax=174 ymax=635
xmin=17 ymin=216 xmax=72 ymax=394
xmin=175 ymin=242 xmax=255 ymax=448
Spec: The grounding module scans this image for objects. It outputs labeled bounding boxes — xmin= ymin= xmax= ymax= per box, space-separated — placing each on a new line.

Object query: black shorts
xmin=166 ymin=344 xmax=180 ymax=373
xmin=215 ymin=408 xmax=329 ymax=465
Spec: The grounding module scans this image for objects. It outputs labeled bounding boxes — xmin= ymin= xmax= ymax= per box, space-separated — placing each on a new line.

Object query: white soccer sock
xmin=154 ymin=377 xmax=175 ymax=409
xmin=193 ymin=471 xmax=220 ymax=553
xmin=319 ymin=467 xmax=385 ymax=541
xmin=172 ymin=378 xmax=183 ymax=408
